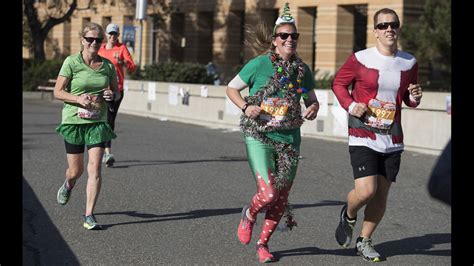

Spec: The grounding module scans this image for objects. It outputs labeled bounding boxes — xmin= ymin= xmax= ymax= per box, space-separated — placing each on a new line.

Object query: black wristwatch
xmin=242 ymin=103 xmax=249 ymax=113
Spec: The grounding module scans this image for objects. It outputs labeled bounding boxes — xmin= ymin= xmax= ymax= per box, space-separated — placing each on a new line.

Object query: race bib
xmin=259 ymin=98 xmax=289 ymax=126
xmin=78 ymin=107 xmax=101 ymax=119
xmin=364 ymin=99 xmax=396 ymax=130
xmin=77 ymin=95 xmax=102 ymax=119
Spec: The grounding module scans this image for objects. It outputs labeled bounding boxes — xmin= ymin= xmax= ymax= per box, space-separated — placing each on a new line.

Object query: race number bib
xmin=259 ymin=98 xmax=289 ymax=126
xmin=77 ymin=95 xmax=102 ymax=119
xmin=78 ymin=107 xmax=101 ymax=119
xmin=364 ymin=99 xmax=396 ymax=130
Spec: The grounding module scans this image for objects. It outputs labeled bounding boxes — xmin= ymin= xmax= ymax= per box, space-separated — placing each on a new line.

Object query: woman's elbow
xmin=53 ymin=90 xmax=60 ymax=100
xmin=225 ymin=87 xmax=233 ymax=95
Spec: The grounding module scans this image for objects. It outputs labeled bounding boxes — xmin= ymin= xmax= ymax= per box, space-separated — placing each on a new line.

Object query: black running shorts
xmin=64 ymin=140 xmax=106 ymax=154
xmin=349 ymin=145 xmax=402 ymax=182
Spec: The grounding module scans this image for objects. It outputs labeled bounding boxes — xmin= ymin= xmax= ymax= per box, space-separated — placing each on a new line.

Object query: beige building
xmin=24 ymin=0 xmax=426 ymax=83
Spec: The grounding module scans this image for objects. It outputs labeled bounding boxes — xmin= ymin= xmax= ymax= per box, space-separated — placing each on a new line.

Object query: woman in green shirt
xmin=53 ymin=22 xmax=118 ymax=230
xmin=226 ymin=3 xmax=320 ymax=263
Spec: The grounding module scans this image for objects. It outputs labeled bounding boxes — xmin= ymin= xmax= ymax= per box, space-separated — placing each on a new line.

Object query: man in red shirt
xmin=98 ymin=23 xmax=137 ymax=167
xmin=332 ymin=8 xmax=423 ymax=262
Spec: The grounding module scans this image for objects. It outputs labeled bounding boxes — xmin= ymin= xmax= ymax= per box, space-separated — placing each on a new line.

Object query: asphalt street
xmin=22 ymin=99 xmax=451 ymax=265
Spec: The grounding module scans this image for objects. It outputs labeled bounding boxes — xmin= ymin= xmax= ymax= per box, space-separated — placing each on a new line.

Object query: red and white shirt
xmin=332 ymin=47 xmax=420 ymax=153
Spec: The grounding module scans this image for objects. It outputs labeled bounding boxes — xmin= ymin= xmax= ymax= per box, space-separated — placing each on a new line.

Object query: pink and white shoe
xmin=256 ymin=244 xmax=277 ymax=263
xmin=237 ymin=206 xmax=255 ymax=244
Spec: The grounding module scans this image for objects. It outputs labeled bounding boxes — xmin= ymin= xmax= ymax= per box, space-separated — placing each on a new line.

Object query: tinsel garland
xmin=240 ymin=51 xmax=307 ymax=230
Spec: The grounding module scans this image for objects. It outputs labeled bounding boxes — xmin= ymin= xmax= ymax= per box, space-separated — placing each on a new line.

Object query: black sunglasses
xmin=83 ymin=37 xmax=103 ymax=44
xmin=375 ymin=21 xmax=400 ymax=30
xmin=108 ymin=31 xmax=118 ymax=36
xmin=274 ymin=32 xmax=300 ymax=40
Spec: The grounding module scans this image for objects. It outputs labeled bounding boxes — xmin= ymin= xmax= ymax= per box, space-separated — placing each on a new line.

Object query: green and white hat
xmin=273 ymin=2 xmax=295 ymax=34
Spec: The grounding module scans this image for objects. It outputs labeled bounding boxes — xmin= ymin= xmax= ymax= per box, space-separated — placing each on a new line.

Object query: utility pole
xmin=135 ymin=0 xmax=147 ymax=68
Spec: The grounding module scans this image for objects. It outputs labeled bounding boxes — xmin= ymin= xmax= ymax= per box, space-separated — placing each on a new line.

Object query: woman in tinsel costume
xmin=226 ymin=3 xmax=320 ymax=263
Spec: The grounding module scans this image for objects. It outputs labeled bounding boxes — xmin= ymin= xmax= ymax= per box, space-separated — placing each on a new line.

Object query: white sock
xmin=246 ymin=208 xmax=256 ymax=222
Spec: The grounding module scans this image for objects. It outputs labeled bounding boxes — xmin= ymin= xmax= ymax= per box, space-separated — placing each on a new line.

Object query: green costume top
xmin=238 ymin=53 xmax=315 ymax=148
xmin=58 ymin=52 xmax=117 ymax=124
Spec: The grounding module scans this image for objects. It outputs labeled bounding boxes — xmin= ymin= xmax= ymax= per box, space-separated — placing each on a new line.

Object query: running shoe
xmin=83 ymin=215 xmax=102 ymax=230
xmin=335 ymin=204 xmax=356 ymax=247
xmin=256 ymin=244 xmax=277 ymax=263
xmin=237 ymin=206 xmax=255 ymax=244
xmin=57 ymin=180 xmax=72 ymax=205
xmin=103 ymin=153 xmax=115 ymax=167
xmin=355 ymin=237 xmax=382 ymax=262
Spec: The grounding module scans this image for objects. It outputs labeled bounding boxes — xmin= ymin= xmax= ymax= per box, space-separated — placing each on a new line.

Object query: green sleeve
xmin=238 ymin=57 xmax=261 ymax=86
xmin=58 ymin=56 xmax=73 ymax=78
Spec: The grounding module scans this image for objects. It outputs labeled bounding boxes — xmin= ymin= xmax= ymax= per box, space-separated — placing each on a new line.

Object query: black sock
xmin=356 ymin=236 xmax=364 ymax=243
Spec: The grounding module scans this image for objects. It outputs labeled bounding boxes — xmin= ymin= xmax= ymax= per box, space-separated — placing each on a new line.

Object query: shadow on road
xmin=23 ymin=177 xmax=79 ymax=265
xmin=292 ymin=200 xmax=345 ymax=210
xmin=274 ymin=246 xmax=355 ymax=259
xmin=377 ymin=233 xmax=451 ymax=258
xmin=110 ymin=156 xmax=248 ymax=168
xmin=96 ymin=200 xmax=343 ymax=229
xmin=274 ymin=233 xmax=451 ymax=261
xmin=96 ymin=208 xmax=243 ymax=228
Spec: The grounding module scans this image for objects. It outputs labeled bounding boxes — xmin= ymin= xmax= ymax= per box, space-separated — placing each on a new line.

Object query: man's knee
xmin=356 ymin=187 xmax=377 ymax=202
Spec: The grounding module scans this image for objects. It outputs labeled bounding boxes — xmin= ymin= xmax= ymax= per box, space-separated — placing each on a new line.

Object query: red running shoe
xmin=256 ymin=244 xmax=277 ymax=263
xmin=237 ymin=206 xmax=255 ymax=244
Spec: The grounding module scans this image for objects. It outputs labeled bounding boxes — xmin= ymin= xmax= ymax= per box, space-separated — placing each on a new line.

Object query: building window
xmin=353 ymin=5 xmax=367 ymax=53
xmin=102 ymin=16 xmax=112 ymax=30
xmin=82 ymin=17 xmax=91 ymax=29
xmin=298 ymin=7 xmax=318 ymax=72
xmin=259 ymin=8 xmax=279 ymax=31
xmin=197 ymin=12 xmax=213 ymax=64
xmin=170 ymin=13 xmax=185 ymax=62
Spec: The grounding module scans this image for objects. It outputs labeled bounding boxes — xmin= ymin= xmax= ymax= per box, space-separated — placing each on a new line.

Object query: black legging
xmin=105 ymin=92 xmax=124 ymax=148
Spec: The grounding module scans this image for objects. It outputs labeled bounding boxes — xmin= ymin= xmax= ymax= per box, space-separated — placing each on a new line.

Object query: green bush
xmin=23 ymin=59 xmax=63 ymax=91
xmin=136 ymin=61 xmax=214 ymax=84
xmin=314 ymin=70 xmax=334 ymax=90
xmin=23 ymin=59 xmax=214 ymax=91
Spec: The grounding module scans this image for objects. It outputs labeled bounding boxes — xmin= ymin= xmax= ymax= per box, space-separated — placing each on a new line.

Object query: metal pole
xmin=137 ymin=20 xmax=143 ymax=67
xmin=135 ymin=0 xmax=147 ymax=68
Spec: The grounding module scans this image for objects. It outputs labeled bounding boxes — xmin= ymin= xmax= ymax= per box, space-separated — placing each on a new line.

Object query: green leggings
xmin=245 ymin=136 xmax=298 ymax=185
xmin=244 ymin=136 xmax=299 ymax=245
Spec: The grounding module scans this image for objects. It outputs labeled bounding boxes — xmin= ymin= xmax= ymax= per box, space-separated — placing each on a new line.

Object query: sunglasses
xmin=108 ymin=31 xmax=118 ymax=36
xmin=375 ymin=21 xmax=400 ymax=30
xmin=83 ymin=37 xmax=103 ymax=44
xmin=274 ymin=32 xmax=300 ymax=40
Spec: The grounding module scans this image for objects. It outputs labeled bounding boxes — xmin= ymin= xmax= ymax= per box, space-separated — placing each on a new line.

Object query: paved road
xmin=23 ymin=99 xmax=451 ymax=265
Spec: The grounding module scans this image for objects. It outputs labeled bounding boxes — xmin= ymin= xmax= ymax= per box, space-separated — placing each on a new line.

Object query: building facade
xmin=24 ymin=0 xmax=426 ymax=83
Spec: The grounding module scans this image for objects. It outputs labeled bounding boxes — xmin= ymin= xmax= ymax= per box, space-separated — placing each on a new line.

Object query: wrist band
xmin=242 ymin=103 xmax=249 ymax=113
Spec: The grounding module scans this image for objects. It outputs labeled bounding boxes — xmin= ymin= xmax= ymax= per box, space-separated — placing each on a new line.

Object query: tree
xmin=23 ymin=0 xmax=171 ymax=61
xmin=23 ymin=0 xmax=95 ymax=61
xmin=400 ymin=0 xmax=451 ymax=91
